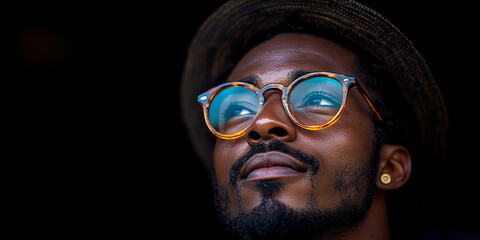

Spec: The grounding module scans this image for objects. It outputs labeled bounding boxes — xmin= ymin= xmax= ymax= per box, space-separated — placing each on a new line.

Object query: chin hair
xmin=212 ymin=131 xmax=382 ymax=240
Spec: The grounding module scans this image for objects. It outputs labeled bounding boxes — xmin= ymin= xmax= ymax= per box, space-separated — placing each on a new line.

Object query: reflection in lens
xmin=289 ymin=77 xmax=344 ymax=127
xmin=209 ymin=86 xmax=259 ymax=135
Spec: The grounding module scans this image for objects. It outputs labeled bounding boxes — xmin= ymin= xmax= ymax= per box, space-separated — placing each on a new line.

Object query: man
xmin=181 ymin=0 xmax=448 ymax=239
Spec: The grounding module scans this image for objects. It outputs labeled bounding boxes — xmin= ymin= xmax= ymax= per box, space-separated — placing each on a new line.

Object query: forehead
xmin=227 ymin=33 xmax=356 ymax=86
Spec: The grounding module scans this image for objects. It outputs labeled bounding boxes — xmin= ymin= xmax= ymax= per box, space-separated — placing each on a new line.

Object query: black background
xmin=6 ymin=1 xmax=479 ymax=238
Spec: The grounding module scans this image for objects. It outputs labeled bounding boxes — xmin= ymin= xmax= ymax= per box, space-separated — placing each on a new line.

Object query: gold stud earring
xmin=380 ymin=173 xmax=391 ymax=185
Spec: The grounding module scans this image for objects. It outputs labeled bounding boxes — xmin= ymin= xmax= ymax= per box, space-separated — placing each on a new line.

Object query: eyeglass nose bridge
xmin=257 ymin=83 xmax=285 ymax=96
xmin=253 ymin=83 xmax=297 ymax=126
xmin=255 ymin=83 xmax=288 ymax=109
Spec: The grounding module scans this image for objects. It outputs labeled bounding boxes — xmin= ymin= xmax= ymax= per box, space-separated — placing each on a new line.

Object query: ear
xmin=376 ymin=143 xmax=412 ymax=190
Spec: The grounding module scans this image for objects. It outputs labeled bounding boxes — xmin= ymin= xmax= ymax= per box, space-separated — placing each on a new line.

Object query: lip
xmin=240 ymin=151 xmax=308 ymax=181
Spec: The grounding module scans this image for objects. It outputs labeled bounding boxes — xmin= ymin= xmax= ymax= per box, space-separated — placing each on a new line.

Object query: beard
xmin=212 ymin=139 xmax=381 ymax=240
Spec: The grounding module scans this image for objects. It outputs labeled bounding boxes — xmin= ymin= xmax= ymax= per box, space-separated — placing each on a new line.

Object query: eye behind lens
xmin=288 ymin=76 xmax=344 ymax=127
xmin=208 ymin=86 xmax=259 ymax=135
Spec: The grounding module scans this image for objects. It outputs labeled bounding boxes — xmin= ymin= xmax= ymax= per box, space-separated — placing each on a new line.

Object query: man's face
xmin=212 ymin=33 xmax=380 ymax=239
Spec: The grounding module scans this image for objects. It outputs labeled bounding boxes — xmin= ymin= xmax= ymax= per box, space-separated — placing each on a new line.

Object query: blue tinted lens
xmin=289 ymin=76 xmax=344 ymax=126
xmin=208 ymin=86 xmax=259 ymax=135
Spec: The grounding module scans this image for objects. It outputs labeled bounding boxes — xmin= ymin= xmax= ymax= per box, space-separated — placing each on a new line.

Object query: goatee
xmin=212 ymin=140 xmax=381 ymax=240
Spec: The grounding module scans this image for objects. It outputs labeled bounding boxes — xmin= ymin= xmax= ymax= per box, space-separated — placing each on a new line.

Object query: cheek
xmin=297 ymin=99 xmax=375 ymax=208
xmin=213 ymin=139 xmax=255 ymax=215
xmin=213 ymin=139 xmax=249 ymax=186
xmin=323 ymin=90 xmax=376 ymax=163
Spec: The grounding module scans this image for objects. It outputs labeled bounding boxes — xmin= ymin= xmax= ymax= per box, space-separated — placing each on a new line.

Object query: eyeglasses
xmin=197 ymin=72 xmax=382 ymax=139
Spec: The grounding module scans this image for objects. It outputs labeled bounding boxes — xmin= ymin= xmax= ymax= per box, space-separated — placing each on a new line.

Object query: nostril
xmin=268 ymin=127 xmax=287 ymax=137
xmin=248 ymin=131 xmax=261 ymax=140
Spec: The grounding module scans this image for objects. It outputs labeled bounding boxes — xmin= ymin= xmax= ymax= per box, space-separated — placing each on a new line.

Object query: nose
xmin=245 ymin=93 xmax=297 ymax=146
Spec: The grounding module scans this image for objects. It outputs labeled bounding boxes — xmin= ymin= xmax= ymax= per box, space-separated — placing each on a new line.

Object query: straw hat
xmin=180 ymin=0 xmax=448 ymax=188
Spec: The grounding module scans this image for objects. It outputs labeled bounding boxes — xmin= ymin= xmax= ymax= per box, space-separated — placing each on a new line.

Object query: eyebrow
xmin=288 ymin=70 xmax=314 ymax=81
xmin=237 ymin=75 xmax=260 ymax=86
xmin=237 ymin=70 xmax=314 ymax=87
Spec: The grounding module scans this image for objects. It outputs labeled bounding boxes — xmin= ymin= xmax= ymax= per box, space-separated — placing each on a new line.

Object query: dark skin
xmin=213 ymin=33 xmax=412 ymax=239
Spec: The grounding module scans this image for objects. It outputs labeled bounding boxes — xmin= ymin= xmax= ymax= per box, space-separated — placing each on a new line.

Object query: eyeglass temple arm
xmin=354 ymin=82 xmax=383 ymax=122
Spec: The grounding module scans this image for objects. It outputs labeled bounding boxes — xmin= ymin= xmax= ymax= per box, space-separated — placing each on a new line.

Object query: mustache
xmin=229 ymin=140 xmax=320 ymax=187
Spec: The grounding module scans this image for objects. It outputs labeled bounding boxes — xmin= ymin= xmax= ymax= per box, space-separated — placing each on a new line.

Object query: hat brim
xmin=181 ymin=0 xmax=448 ymax=175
